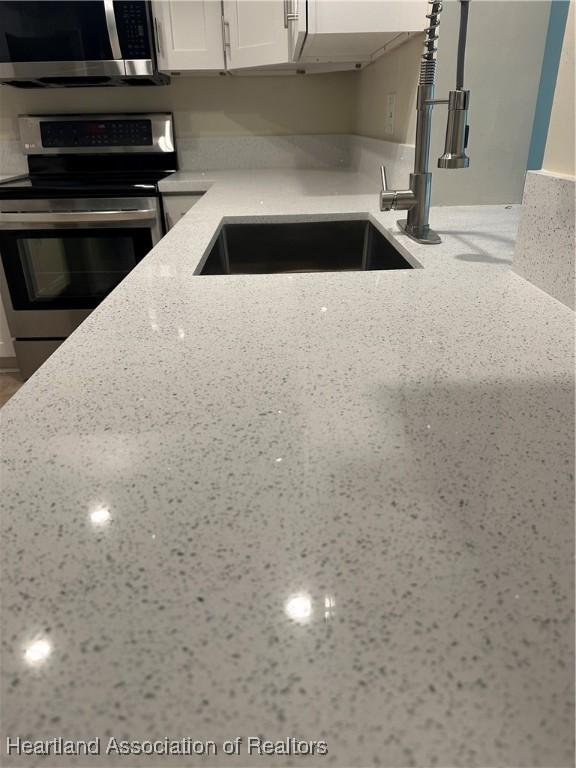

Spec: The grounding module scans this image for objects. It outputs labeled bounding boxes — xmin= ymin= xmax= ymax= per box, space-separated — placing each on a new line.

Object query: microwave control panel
xmin=115 ymin=1 xmax=151 ymax=59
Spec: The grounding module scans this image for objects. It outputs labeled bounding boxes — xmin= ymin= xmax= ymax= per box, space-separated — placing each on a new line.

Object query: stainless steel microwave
xmin=0 ymin=0 xmax=168 ymax=87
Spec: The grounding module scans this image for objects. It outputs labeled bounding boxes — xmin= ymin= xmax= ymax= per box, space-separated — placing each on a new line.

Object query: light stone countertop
xmin=1 ymin=169 xmax=574 ymax=768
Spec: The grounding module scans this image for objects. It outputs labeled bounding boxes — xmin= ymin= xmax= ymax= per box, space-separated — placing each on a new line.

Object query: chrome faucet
xmin=380 ymin=0 xmax=471 ymax=244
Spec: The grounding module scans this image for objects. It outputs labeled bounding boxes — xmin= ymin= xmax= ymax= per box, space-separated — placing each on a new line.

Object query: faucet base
xmin=397 ymin=219 xmax=442 ymax=245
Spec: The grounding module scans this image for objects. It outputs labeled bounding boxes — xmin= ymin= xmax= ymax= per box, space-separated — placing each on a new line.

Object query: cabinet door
xmin=152 ymin=1 xmax=225 ymax=72
xmin=0 ymin=295 xmax=15 ymax=359
xmin=299 ymin=0 xmax=427 ymax=63
xmin=310 ymin=1 xmax=427 ymax=35
xmin=163 ymin=195 xmax=204 ymax=231
xmin=223 ymin=0 xmax=289 ymax=70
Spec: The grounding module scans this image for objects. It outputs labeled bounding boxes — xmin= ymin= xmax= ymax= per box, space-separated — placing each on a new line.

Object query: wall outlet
xmin=385 ymin=93 xmax=396 ymax=137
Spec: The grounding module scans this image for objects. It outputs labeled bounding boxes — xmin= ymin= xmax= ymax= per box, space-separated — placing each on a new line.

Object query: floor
xmin=0 ymin=371 xmax=23 ymax=408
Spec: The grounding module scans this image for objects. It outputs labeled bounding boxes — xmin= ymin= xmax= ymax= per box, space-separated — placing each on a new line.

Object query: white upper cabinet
xmin=222 ymin=1 xmax=289 ymax=70
xmin=290 ymin=0 xmax=427 ymax=64
xmin=152 ymin=0 xmax=427 ymax=75
xmin=152 ymin=1 xmax=225 ymax=72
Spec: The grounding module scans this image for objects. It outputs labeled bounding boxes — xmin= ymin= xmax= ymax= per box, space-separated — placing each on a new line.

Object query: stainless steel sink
xmin=197 ymin=220 xmax=416 ymax=275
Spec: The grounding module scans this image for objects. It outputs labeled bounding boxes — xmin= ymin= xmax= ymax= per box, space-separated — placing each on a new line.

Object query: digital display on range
xmin=40 ymin=120 xmax=153 ymax=148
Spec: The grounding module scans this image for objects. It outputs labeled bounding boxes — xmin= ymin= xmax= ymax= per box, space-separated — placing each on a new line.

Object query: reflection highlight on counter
xmin=24 ymin=637 xmax=52 ymax=667
xmin=89 ymin=504 xmax=111 ymax=527
xmin=324 ymin=593 xmax=336 ymax=620
xmin=284 ymin=592 xmax=336 ymax=624
xmin=285 ymin=592 xmax=313 ymax=624
xmin=148 ymin=307 xmax=159 ymax=332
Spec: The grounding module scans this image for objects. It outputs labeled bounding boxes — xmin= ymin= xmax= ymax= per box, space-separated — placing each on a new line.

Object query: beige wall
xmin=355 ymin=33 xmax=422 ymax=144
xmin=543 ymin=1 xmax=575 ymax=177
xmin=355 ymin=1 xmax=551 ymax=205
xmin=0 ymin=72 xmax=356 ymax=142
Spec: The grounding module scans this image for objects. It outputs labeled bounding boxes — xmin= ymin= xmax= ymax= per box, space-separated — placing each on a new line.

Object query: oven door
xmin=0 ymin=0 xmax=154 ymax=82
xmin=0 ymin=197 xmax=162 ymax=339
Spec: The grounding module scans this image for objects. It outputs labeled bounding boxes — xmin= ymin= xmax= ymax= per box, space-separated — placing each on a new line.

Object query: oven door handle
xmin=0 ymin=209 xmax=158 ymax=227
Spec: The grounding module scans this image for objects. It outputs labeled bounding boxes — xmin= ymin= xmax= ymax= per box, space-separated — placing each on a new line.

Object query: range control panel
xmin=40 ymin=119 xmax=153 ymax=148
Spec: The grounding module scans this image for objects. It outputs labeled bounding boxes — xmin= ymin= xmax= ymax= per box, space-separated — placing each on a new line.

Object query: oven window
xmin=20 ymin=236 xmax=137 ymax=301
xmin=1 ymin=228 xmax=153 ymax=310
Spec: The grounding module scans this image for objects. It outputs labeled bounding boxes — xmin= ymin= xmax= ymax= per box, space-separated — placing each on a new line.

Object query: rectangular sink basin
xmin=197 ymin=219 xmax=415 ymax=275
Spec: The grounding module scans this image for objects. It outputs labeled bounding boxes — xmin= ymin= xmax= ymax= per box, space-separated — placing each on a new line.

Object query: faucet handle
xmin=380 ymin=164 xmax=388 ymax=191
xmin=380 ymin=164 xmax=396 ymax=211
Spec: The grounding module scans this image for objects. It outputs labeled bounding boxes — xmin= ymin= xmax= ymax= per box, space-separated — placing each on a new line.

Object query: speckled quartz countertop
xmin=1 ymin=169 xmax=574 ymax=768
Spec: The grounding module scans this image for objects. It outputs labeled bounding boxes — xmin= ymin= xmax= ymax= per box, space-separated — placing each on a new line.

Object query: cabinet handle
xmin=286 ymin=0 xmax=298 ymax=22
xmin=221 ymin=17 xmax=231 ymax=64
xmin=153 ymin=16 xmax=162 ymax=57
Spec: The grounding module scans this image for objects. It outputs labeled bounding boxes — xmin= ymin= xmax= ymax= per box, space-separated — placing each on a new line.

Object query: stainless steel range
xmin=0 ymin=112 xmax=176 ymax=378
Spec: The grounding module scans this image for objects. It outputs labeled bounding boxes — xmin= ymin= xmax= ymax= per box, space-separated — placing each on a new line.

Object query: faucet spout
xmin=438 ymin=88 xmax=470 ymax=168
